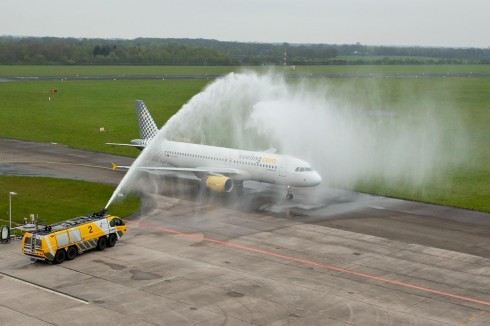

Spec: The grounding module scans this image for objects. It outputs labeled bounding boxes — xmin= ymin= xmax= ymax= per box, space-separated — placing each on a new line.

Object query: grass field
xmin=330 ymin=76 xmax=489 ymax=212
xmin=0 ymin=176 xmax=140 ymax=229
xmin=0 ymin=79 xmax=208 ymax=156
xmin=0 ymin=65 xmax=489 ymax=213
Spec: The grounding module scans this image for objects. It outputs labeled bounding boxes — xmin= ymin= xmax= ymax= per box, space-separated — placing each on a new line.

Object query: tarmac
xmin=2 ymin=72 xmax=490 ymax=83
xmin=1 ymin=138 xmax=490 ymax=325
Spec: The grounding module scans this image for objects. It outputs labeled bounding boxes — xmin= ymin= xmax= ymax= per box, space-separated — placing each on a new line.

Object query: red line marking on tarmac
xmin=126 ymin=220 xmax=490 ymax=307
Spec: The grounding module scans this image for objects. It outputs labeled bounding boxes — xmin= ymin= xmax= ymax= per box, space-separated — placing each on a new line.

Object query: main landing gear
xmin=286 ymin=186 xmax=294 ymax=200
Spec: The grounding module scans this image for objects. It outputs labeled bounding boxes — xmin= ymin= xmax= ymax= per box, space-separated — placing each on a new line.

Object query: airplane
xmin=108 ymin=100 xmax=322 ymax=199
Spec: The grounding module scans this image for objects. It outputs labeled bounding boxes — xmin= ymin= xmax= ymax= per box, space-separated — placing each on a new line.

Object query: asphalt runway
xmin=1 ymin=72 xmax=490 ymax=83
xmin=1 ymin=137 xmax=490 ymax=325
xmin=0 ymin=138 xmax=133 ymax=185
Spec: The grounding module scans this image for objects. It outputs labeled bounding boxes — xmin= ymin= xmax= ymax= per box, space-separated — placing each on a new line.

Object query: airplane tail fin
xmin=135 ymin=100 xmax=158 ymax=141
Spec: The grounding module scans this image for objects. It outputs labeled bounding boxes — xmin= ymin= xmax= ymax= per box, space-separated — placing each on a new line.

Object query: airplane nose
xmin=306 ymin=171 xmax=322 ymax=186
xmin=313 ymin=172 xmax=322 ymax=185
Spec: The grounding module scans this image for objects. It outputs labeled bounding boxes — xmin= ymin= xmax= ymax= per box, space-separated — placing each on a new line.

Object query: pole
xmin=9 ymin=193 xmax=11 ymax=231
xmin=9 ymin=192 xmax=17 ymax=231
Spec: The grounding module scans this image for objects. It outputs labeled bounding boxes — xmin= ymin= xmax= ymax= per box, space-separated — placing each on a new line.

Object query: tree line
xmin=0 ymin=36 xmax=488 ymax=65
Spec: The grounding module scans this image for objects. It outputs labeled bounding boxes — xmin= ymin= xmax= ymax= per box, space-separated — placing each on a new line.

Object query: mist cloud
xmin=162 ymin=71 xmax=465 ymax=190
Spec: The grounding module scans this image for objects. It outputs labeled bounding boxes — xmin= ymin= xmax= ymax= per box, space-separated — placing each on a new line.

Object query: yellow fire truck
xmin=21 ymin=210 xmax=126 ymax=264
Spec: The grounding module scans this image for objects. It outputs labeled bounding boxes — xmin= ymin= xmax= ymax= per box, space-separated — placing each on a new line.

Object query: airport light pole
xmin=9 ymin=192 xmax=17 ymax=231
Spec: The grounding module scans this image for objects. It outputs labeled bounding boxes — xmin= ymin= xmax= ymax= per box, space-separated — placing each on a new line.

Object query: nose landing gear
xmin=286 ymin=186 xmax=294 ymax=200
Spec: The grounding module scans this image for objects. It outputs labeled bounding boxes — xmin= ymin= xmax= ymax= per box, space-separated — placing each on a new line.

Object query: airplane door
xmin=278 ymin=159 xmax=288 ymax=177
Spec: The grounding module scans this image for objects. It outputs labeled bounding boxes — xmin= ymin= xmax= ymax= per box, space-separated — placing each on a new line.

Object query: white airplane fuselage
xmin=149 ymin=139 xmax=322 ymax=188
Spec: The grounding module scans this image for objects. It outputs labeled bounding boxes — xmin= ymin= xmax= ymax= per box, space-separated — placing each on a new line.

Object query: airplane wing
xmin=106 ymin=142 xmax=147 ymax=148
xmin=112 ymin=163 xmax=249 ymax=177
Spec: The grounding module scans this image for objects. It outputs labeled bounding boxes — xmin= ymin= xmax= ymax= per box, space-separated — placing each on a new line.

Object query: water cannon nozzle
xmin=92 ymin=208 xmax=107 ymax=218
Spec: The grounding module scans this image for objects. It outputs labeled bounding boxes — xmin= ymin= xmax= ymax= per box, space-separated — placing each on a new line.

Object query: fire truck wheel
xmin=97 ymin=236 xmax=107 ymax=251
xmin=66 ymin=246 xmax=78 ymax=260
xmin=107 ymin=233 xmax=117 ymax=247
xmin=54 ymin=249 xmax=66 ymax=264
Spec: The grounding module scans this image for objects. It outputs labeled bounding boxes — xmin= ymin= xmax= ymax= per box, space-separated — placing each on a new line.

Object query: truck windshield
xmin=110 ymin=218 xmax=125 ymax=227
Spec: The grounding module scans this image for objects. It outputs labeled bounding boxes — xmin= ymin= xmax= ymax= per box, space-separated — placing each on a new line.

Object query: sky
xmin=1 ymin=0 xmax=489 ymax=48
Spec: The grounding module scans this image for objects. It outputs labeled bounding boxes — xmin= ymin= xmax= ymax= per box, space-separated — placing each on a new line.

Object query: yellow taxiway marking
xmin=457 ymin=310 xmax=487 ymax=325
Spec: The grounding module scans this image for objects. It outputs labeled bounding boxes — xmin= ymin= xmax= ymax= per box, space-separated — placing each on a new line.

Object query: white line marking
xmin=1 ymin=273 xmax=90 ymax=304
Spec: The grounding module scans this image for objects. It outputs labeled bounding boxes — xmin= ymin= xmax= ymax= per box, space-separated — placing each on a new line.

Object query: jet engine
xmin=206 ymin=176 xmax=233 ymax=192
